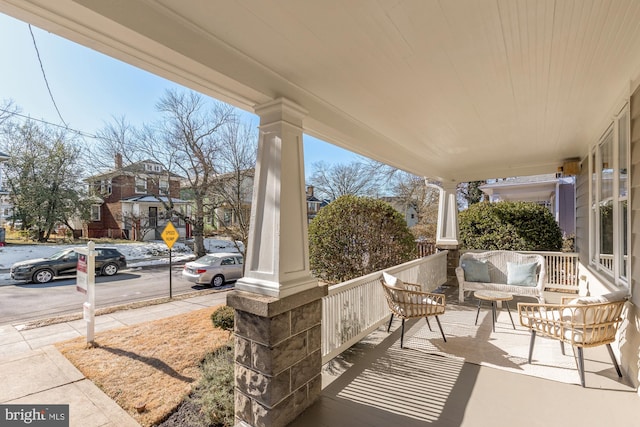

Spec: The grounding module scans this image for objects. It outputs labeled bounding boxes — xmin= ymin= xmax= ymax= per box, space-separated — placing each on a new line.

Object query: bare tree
xmin=457 ymin=181 xmax=486 ymax=210
xmin=141 ymin=89 xmax=237 ymax=257
xmin=0 ymin=99 xmax=18 ymax=127
xmin=88 ymin=115 xmax=143 ymax=171
xmin=308 ymin=160 xmax=387 ymax=200
xmin=118 ymin=211 xmax=155 ymax=242
xmin=207 ymin=120 xmax=257 ymax=256
xmin=90 ymin=90 xmax=258 ymax=257
xmin=391 ymin=172 xmax=439 ymax=241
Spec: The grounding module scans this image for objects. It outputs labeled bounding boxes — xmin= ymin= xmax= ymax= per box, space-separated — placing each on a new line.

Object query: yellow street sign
xmin=161 ymin=221 xmax=179 ymax=249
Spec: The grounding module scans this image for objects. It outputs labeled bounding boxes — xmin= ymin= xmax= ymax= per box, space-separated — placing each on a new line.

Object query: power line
xmin=28 ymin=24 xmax=68 ymax=128
xmin=0 ymin=107 xmax=98 ymax=139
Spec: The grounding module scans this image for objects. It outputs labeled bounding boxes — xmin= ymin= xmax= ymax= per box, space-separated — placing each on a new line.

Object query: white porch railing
xmin=524 ymin=251 xmax=579 ymax=293
xmin=321 ymin=251 xmax=448 ymax=364
xmin=320 ymin=250 xmax=579 ymax=364
xmin=465 ymin=250 xmax=581 ymax=293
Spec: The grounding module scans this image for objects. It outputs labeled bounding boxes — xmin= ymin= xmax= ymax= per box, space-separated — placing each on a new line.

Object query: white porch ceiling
xmin=2 ymin=0 xmax=640 ymax=182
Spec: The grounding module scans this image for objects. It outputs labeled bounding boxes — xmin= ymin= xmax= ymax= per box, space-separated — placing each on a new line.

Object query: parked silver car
xmin=181 ymin=252 xmax=244 ymax=287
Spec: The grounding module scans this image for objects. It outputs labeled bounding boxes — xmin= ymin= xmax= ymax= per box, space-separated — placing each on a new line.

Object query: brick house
xmin=305 ymin=186 xmax=328 ymax=223
xmin=84 ymin=155 xmax=189 ymax=241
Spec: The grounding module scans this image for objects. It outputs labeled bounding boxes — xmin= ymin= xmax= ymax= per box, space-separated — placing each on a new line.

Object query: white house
xmin=379 ymin=196 xmax=420 ymax=228
xmin=480 ymin=173 xmax=576 ymax=237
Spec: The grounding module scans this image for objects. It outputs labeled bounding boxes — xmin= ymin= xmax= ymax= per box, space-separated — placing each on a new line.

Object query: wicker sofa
xmin=456 ymin=250 xmax=546 ymax=303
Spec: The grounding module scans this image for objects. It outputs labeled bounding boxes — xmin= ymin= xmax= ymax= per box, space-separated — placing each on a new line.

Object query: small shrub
xmin=211 ymin=306 xmax=234 ymax=332
xmin=309 ymin=195 xmax=417 ymax=284
xmin=410 ymin=223 xmax=437 ymax=242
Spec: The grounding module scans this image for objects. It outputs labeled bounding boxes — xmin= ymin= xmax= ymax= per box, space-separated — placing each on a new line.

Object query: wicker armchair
xmin=381 ymin=272 xmax=446 ymax=348
xmin=517 ymin=290 xmax=628 ymax=387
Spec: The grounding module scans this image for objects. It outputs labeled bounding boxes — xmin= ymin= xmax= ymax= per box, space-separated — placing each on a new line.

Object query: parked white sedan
xmin=181 ymin=252 xmax=244 ymax=287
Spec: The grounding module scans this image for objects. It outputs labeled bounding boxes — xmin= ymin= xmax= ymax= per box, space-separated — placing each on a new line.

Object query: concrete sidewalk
xmin=0 ymin=292 xmax=229 ymax=427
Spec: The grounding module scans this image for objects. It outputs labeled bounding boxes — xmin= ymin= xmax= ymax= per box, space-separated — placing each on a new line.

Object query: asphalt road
xmin=0 ymin=264 xmax=231 ymax=325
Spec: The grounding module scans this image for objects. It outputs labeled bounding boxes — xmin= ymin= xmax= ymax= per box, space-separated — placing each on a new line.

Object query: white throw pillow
xmin=562 ymin=290 xmax=627 ymax=324
xmin=567 ymin=289 xmax=628 ymax=305
xmin=382 ymin=272 xmax=405 ymax=289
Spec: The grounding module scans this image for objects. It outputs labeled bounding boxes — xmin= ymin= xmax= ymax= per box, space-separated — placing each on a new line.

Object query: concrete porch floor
xmin=290 ymin=287 xmax=639 ymax=427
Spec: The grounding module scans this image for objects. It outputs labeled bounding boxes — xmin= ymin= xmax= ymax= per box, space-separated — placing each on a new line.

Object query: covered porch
xmin=294 ymin=251 xmax=637 ymax=425
xmin=0 ymin=2 xmax=639 ymax=426
xmin=294 ymin=309 xmax=639 ymax=427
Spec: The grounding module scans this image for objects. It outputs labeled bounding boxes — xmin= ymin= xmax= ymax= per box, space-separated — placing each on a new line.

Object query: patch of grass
xmin=56 ymin=305 xmax=230 ymax=426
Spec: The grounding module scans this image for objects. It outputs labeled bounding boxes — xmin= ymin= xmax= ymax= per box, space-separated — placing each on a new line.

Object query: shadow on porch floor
xmin=289 ymin=286 xmax=639 ymax=427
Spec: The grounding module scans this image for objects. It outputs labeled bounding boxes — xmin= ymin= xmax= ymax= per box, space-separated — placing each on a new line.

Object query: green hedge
xmin=459 ymin=201 xmax=562 ymax=251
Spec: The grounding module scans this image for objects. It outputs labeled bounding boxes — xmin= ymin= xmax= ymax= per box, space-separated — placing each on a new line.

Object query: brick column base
xmin=227 ymin=286 xmax=328 ymax=427
xmin=437 ymin=244 xmax=460 ymax=287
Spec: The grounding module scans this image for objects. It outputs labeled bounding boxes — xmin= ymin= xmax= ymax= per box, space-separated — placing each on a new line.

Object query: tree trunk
xmin=192 ymin=218 xmax=206 ymax=257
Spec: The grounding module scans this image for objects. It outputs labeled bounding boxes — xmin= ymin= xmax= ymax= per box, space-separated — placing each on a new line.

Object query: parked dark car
xmin=10 ymin=247 xmax=127 ymax=284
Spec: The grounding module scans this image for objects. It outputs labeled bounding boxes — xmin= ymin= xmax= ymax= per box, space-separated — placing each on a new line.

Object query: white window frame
xmin=135 ymin=176 xmax=147 ymax=194
xmin=589 ymin=102 xmax=630 ymax=287
xmin=159 ymin=178 xmax=169 ymax=194
xmin=100 ymin=179 xmax=112 ymax=195
xmin=90 ymin=205 xmax=101 ymax=222
xmin=145 ymin=163 xmax=161 ymax=172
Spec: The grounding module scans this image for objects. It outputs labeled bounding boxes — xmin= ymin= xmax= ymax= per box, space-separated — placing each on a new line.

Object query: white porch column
xmin=436 ymin=180 xmax=459 ymax=246
xmin=228 ymin=98 xmax=326 ymax=427
xmin=433 ymin=180 xmax=460 ymax=288
xmin=235 ymin=98 xmax=318 ymax=298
